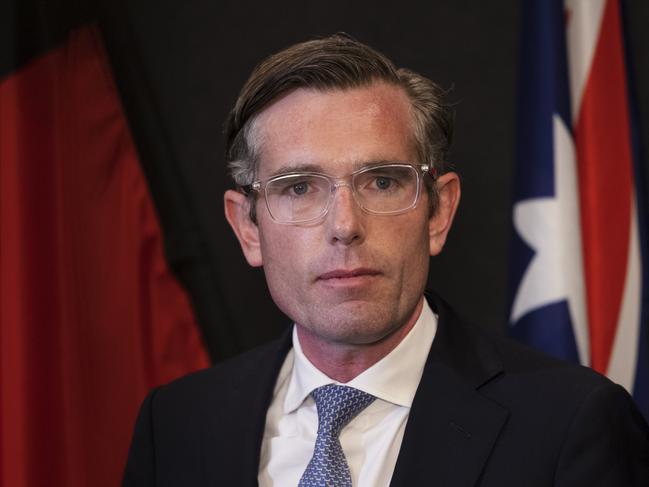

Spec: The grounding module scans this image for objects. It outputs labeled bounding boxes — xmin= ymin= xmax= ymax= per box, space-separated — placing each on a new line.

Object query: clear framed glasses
xmin=243 ymin=163 xmax=434 ymax=225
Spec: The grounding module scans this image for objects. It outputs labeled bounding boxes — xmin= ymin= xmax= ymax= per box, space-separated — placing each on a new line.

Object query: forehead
xmin=252 ymin=83 xmax=416 ymax=176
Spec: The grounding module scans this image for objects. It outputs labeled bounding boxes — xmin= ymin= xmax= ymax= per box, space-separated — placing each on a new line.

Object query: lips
xmin=317 ymin=268 xmax=381 ymax=281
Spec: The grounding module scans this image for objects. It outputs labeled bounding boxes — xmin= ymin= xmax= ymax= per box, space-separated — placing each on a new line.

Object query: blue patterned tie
xmin=298 ymin=384 xmax=375 ymax=487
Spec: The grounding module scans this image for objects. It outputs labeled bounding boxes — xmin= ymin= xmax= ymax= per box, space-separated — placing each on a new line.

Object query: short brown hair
xmin=224 ymin=33 xmax=453 ymax=217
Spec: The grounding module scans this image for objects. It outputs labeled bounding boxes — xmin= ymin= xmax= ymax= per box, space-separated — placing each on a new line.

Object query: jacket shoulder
xmin=152 ymin=331 xmax=291 ymax=413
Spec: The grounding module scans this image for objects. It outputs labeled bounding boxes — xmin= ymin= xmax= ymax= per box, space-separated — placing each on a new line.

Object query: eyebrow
xmin=267 ymin=159 xmax=406 ymax=178
xmin=268 ymin=163 xmax=324 ymax=177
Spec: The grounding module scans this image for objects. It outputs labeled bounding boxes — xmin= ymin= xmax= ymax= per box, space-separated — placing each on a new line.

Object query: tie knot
xmin=311 ymin=384 xmax=375 ymax=436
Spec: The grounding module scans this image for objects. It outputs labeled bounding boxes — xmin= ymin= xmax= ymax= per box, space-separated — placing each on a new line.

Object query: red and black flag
xmin=1 ymin=4 xmax=213 ymax=486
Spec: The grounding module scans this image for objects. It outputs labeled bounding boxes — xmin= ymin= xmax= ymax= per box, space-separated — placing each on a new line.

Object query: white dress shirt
xmin=258 ymin=300 xmax=438 ymax=486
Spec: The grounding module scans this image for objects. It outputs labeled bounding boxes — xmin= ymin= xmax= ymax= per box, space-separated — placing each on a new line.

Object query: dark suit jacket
xmin=123 ymin=294 xmax=649 ymax=486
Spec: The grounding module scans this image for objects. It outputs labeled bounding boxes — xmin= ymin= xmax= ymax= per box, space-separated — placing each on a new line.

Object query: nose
xmin=325 ymin=183 xmax=365 ymax=246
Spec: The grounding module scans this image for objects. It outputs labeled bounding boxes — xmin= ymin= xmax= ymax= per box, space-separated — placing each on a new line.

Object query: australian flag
xmin=510 ymin=0 xmax=649 ymax=420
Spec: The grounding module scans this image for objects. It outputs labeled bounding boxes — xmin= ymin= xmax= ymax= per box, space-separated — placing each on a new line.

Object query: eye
xmin=276 ymin=178 xmax=320 ymax=197
xmin=291 ymin=181 xmax=309 ymax=195
xmin=374 ymin=176 xmax=393 ymax=190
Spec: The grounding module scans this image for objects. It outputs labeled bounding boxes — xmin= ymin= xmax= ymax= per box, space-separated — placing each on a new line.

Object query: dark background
xmin=6 ymin=0 xmax=649 ymax=361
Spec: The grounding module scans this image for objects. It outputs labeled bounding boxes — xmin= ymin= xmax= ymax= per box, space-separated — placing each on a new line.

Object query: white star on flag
xmin=511 ymin=115 xmax=590 ymax=365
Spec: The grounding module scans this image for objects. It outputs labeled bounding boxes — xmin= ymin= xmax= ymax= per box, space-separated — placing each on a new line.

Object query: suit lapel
xmin=390 ymin=295 xmax=510 ymax=487
xmin=201 ymin=329 xmax=293 ymax=487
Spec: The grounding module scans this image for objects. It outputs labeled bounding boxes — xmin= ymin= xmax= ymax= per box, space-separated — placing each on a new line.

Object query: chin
xmin=306 ymin=306 xmax=403 ymax=346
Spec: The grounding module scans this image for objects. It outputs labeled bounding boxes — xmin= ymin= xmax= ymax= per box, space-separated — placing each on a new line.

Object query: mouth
xmin=317 ymin=268 xmax=381 ymax=284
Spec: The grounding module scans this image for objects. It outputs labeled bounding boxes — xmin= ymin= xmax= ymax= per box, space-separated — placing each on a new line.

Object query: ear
xmin=428 ymin=172 xmax=461 ymax=256
xmin=224 ymin=189 xmax=263 ymax=267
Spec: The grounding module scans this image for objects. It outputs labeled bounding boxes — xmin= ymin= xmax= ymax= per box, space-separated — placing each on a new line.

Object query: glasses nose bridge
xmin=327 ymin=174 xmax=363 ymax=211
xmin=329 ymin=173 xmax=354 ymax=190
xmin=328 ymin=174 xmax=360 ymax=203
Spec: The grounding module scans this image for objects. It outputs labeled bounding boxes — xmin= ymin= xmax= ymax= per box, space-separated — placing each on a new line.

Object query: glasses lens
xmin=353 ymin=165 xmax=419 ymax=213
xmin=265 ymin=174 xmax=330 ymax=223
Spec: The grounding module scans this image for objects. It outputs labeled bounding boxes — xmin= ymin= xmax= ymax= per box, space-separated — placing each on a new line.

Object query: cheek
xmin=258 ymin=225 xmax=313 ymax=306
xmin=391 ymin=216 xmax=431 ymax=285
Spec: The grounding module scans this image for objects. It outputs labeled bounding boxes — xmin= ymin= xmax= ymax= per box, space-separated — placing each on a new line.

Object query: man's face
xmin=226 ymin=83 xmax=457 ymax=348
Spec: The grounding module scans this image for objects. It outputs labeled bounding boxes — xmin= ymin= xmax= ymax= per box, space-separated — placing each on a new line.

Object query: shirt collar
xmin=284 ymin=298 xmax=438 ymax=413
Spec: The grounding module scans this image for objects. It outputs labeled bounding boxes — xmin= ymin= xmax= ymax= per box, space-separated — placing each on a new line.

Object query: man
xmin=123 ymin=34 xmax=649 ymax=486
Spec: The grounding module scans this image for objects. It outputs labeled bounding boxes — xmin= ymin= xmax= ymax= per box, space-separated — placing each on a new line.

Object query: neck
xmin=296 ymin=297 xmax=424 ymax=383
